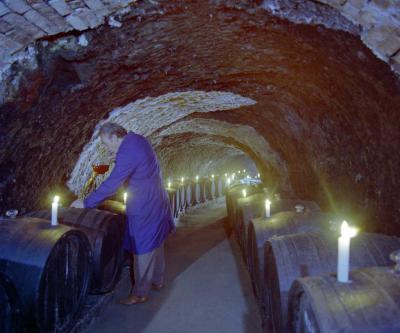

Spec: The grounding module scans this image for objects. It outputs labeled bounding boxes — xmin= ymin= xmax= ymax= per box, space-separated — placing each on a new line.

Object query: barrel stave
xmin=265 ymin=231 xmax=400 ymax=333
xmin=0 ymin=218 xmax=91 ymax=332
xmin=288 ymin=267 xmax=400 ymax=333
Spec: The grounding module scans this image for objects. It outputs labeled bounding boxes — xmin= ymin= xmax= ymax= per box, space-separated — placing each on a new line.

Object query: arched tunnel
xmin=1 ymin=0 xmax=400 ymax=332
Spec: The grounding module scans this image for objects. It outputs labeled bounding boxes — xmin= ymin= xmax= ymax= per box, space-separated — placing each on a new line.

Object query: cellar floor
xmin=87 ymin=198 xmax=262 ymax=333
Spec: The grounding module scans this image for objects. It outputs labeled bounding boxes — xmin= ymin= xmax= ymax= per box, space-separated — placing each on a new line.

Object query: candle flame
xmin=181 ymin=177 xmax=184 ymax=183
xmin=340 ymin=221 xmax=358 ymax=238
xmin=212 ymin=174 xmax=215 ymax=178
xmin=53 ymin=195 xmax=60 ymax=204
xmin=123 ymin=192 xmax=128 ymax=204
xmin=265 ymin=199 xmax=271 ymax=206
xmin=196 ymin=175 xmax=199 ymax=181
xmin=242 ymin=189 xmax=247 ymax=198
xmin=168 ymin=182 xmax=171 ymax=188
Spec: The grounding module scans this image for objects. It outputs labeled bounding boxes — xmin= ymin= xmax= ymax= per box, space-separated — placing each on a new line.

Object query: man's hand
xmin=70 ymin=199 xmax=84 ymax=208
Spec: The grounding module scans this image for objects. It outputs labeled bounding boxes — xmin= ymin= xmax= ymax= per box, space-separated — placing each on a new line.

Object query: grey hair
xmin=99 ymin=122 xmax=127 ymax=138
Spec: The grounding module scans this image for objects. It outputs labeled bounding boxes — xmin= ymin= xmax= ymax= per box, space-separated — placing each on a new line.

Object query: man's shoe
xmin=117 ymin=295 xmax=148 ymax=305
xmin=151 ymin=283 xmax=164 ymax=291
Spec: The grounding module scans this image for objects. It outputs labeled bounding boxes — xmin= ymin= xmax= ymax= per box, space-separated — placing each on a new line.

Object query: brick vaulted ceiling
xmin=0 ymin=0 xmax=400 ymax=235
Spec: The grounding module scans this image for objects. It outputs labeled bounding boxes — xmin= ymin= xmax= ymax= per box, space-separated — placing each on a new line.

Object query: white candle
xmin=123 ymin=192 xmax=128 ymax=205
xmin=242 ymin=189 xmax=246 ymax=198
xmin=51 ymin=195 xmax=60 ymax=226
xmin=265 ymin=199 xmax=271 ymax=218
xmin=337 ymin=221 xmax=358 ymax=283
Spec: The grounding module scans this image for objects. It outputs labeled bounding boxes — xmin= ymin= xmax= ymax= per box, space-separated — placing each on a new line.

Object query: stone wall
xmin=1 ymin=0 xmax=400 ymax=236
xmin=315 ymin=0 xmax=400 ymax=72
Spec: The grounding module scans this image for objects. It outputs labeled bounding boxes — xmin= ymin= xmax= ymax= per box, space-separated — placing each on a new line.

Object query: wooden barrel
xmin=0 ymin=272 xmax=21 ymax=333
xmin=217 ymin=176 xmax=223 ymax=197
xmin=98 ymin=199 xmax=126 ymax=215
xmin=211 ymin=179 xmax=216 ymax=199
xmin=194 ymin=182 xmax=203 ymax=204
xmin=166 ymin=188 xmax=179 ymax=219
xmin=204 ymin=179 xmax=213 ymax=201
xmin=0 ymin=217 xmax=91 ymax=332
xmin=179 ymin=184 xmax=187 ymax=212
xmin=235 ymin=192 xmax=267 ymax=255
xmin=246 ymin=211 xmax=331 ymax=302
xmin=226 ymin=184 xmax=262 ymax=228
xmin=288 ymin=266 xmax=400 ymax=333
xmin=185 ymin=182 xmax=196 ymax=207
xmin=26 ymin=208 xmax=124 ymax=294
xmin=174 ymin=186 xmax=181 ymax=214
xmin=271 ymin=198 xmax=320 ymax=213
xmin=264 ymin=231 xmax=400 ymax=333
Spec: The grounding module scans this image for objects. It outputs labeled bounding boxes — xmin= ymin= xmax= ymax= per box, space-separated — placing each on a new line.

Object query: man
xmin=71 ymin=122 xmax=175 ymax=304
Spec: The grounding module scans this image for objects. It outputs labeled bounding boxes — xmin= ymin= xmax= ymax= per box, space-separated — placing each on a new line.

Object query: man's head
xmin=99 ymin=123 xmax=127 ymax=155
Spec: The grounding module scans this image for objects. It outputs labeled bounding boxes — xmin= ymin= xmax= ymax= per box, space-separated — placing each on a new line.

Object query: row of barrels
xmin=226 ymin=183 xmax=400 ymax=333
xmin=0 ymin=206 xmax=126 ymax=333
xmin=166 ymin=176 xmax=226 ymax=219
xmin=0 ymin=176 xmax=228 ymax=332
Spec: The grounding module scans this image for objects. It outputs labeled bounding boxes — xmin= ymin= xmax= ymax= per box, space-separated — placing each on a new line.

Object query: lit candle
xmin=181 ymin=177 xmax=184 ymax=183
xmin=227 ymin=177 xmax=231 ymax=186
xmin=242 ymin=189 xmax=247 ymax=198
xmin=123 ymin=192 xmax=128 ymax=205
xmin=51 ymin=195 xmax=60 ymax=227
xmin=265 ymin=199 xmax=271 ymax=218
xmin=257 ymin=173 xmax=260 ymax=178
xmin=168 ymin=181 xmax=171 ymax=188
xmin=238 ymin=170 xmax=241 ymax=174
xmin=196 ymin=175 xmax=199 ymax=182
xmin=243 ymin=169 xmax=246 ymax=173
xmin=212 ymin=174 xmax=215 ymax=179
xmin=337 ymin=221 xmax=358 ymax=283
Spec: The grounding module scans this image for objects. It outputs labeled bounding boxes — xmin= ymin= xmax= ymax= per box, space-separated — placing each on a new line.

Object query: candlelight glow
xmin=340 ymin=221 xmax=358 ymax=238
xmin=243 ymin=169 xmax=246 ymax=172
xmin=242 ymin=189 xmax=247 ymax=198
xmin=227 ymin=177 xmax=231 ymax=185
xmin=123 ymin=192 xmax=128 ymax=204
xmin=238 ymin=170 xmax=241 ymax=174
xmin=196 ymin=175 xmax=199 ymax=181
xmin=225 ymin=173 xmax=227 ymax=177
xmin=265 ymin=199 xmax=271 ymax=217
xmin=212 ymin=174 xmax=215 ymax=179
xmin=168 ymin=182 xmax=171 ymax=188
xmin=53 ymin=195 xmax=60 ymax=204
xmin=257 ymin=173 xmax=260 ymax=178
xmin=181 ymin=177 xmax=184 ymax=183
